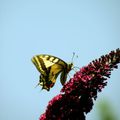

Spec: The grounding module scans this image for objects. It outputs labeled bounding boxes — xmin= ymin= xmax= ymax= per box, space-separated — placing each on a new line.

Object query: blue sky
xmin=0 ymin=0 xmax=120 ymax=120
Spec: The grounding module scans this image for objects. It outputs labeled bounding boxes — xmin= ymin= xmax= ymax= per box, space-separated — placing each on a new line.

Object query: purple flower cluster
xmin=39 ymin=48 xmax=120 ymax=120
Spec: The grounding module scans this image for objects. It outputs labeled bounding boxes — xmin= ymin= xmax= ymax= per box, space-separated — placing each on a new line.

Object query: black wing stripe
xmin=57 ymin=59 xmax=68 ymax=69
xmin=46 ymin=55 xmax=67 ymax=69
xmin=39 ymin=54 xmax=67 ymax=65
xmin=32 ymin=57 xmax=39 ymax=68
xmin=37 ymin=56 xmax=48 ymax=72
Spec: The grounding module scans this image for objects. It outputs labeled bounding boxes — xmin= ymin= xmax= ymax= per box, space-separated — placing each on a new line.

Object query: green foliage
xmin=97 ymin=100 xmax=119 ymax=120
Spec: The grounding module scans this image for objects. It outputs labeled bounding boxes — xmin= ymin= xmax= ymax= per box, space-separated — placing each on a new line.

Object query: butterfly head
xmin=66 ymin=52 xmax=76 ymax=71
xmin=67 ymin=52 xmax=78 ymax=71
xmin=67 ymin=62 xmax=74 ymax=72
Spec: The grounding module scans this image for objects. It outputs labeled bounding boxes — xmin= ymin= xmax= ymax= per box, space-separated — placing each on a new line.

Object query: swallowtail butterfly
xmin=31 ymin=54 xmax=73 ymax=91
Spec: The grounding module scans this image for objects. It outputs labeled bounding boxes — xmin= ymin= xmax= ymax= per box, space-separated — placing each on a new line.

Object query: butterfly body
xmin=31 ymin=54 xmax=73 ymax=91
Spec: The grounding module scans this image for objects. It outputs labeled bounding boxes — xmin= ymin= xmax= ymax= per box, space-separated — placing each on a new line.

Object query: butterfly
xmin=31 ymin=54 xmax=73 ymax=91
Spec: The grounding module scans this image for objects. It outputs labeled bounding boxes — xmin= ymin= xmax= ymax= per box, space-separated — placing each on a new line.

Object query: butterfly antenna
xmin=71 ymin=52 xmax=75 ymax=63
xmin=71 ymin=52 xmax=79 ymax=63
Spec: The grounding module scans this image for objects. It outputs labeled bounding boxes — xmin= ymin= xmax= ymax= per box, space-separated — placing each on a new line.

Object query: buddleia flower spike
xmin=39 ymin=48 xmax=120 ymax=120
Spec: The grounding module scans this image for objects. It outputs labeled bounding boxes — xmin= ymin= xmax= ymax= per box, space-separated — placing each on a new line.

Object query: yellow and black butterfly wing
xmin=40 ymin=55 xmax=67 ymax=90
xmin=60 ymin=71 xmax=68 ymax=85
xmin=31 ymin=55 xmax=55 ymax=90
xmin=31 ymin=55 xmax=54 ymax=75
xmin=47 ymin=61 xmax=65 ymax=86
xmin=39 ymin=63 xmax=63 ymax=91
xmin=31 ymin=54 xmax=73 ymax=91
xmin=50 ymin=62 xmax=68 ymax=86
